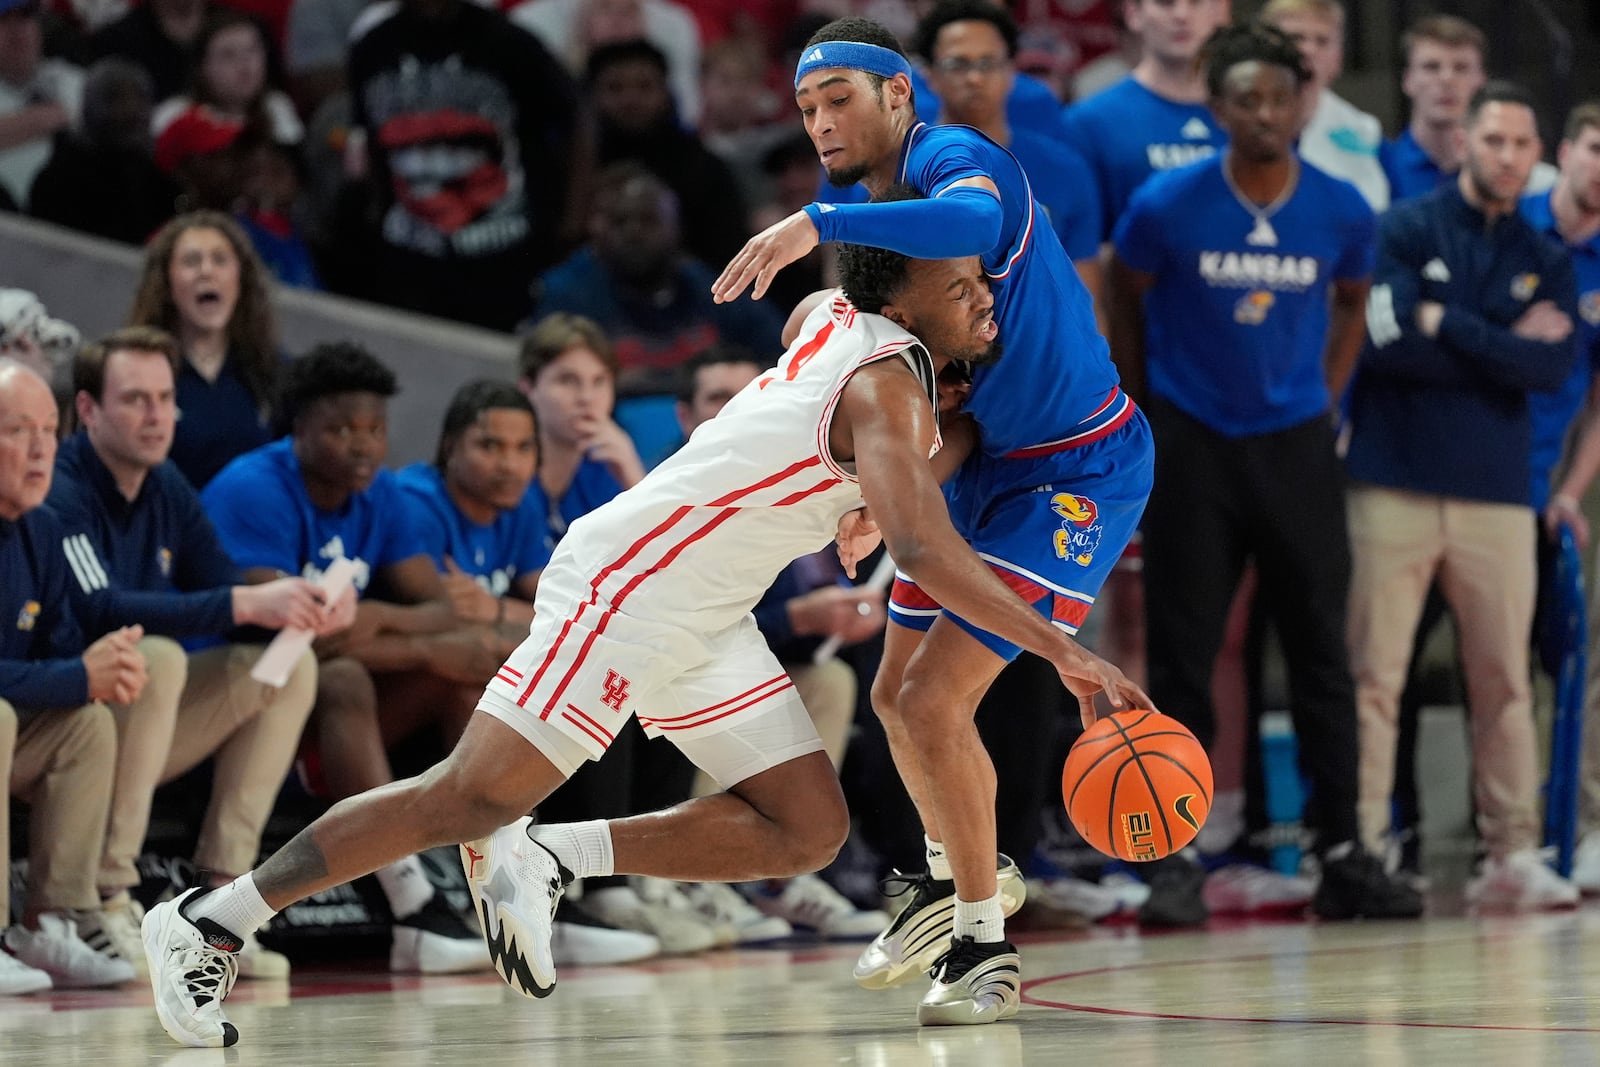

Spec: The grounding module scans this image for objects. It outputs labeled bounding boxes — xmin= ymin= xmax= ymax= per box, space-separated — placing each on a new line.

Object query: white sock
xmin=925 ymin=835 xmax=953 ymax=881
xmin=954 ymin=892 xmax=1005 ymax=943
xmin=528 ymin=820 xmax=615 ymax=879
xmin=187 ymin=874 xmax=277 ymax=938
xmin=375 ymin=855 xmax=435 ymax=919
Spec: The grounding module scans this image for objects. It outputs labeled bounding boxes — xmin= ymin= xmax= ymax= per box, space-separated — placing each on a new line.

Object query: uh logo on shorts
xmin=1051 ymin=493 xmax=1103 ymax=567
xmin=601 ymin=669 xmax=632 ymax=712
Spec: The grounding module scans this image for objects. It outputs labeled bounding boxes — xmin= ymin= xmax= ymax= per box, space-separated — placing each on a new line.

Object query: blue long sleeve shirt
xmin=47 ymin=432 xmax=239 ymax=639
xmin=1347 ymin=184 xmax=1578 ymax=506
xmin=0 ymin=505 xmax=90 ymax=714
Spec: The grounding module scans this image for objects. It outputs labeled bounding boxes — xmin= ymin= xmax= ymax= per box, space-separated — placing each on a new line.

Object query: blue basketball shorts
xmin=889 ymin=407 xmax=1153 ymax=660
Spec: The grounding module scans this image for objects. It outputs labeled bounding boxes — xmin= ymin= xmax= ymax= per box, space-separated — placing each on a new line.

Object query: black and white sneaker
xmin=917 ymin=936 xmax=1021 ymax=1026
xmin=141 ymin=888 xmax=242 ymax=1048
xmin=853 ymin=855 xmax=1026 ymax=990
xmin=391 ymin=891 xmax=494 ymax=974
xmin=461 ymin=816 xmax=572 ymax=998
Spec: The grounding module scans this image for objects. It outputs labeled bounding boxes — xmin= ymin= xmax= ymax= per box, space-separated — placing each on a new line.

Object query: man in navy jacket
xmin=0 ymin=359 xmax=141 ymax=993
xmin=47 ymin=327 xmax=333 ymax=980
xmin=1348 ymin=81 xmax=1580 ymax=909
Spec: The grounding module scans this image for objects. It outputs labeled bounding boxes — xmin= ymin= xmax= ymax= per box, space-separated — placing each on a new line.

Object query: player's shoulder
xmin=1130 ymin=154 xmax=1220 ymax=210
xmin=1299 ymin=159 xmax=1374 ymax=220
xmin=1065 ymin=75 xmax=1141 ymax=122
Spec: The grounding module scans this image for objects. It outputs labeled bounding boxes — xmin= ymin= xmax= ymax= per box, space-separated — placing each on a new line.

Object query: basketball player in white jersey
xmin=142 ymin=195 xmax=1151 ymax=1048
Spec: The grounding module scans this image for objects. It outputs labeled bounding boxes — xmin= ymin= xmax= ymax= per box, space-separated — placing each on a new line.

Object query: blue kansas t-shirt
xmin=395 ymin=462 xmax=552 ymax=595
xmin=1114 ymin=155 xmax=1377 ymax=437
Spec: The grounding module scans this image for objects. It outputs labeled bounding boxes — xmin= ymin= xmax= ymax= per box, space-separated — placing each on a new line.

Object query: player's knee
xmin=790 ymin=783 xmax=849 ymax=874
xmin=895 ymin=673 xmax=963 ymax=733
xmin=869 ymin=670 xmax=903 ymax=724
xmin=421 ymin=753 xmax=528 ymax=840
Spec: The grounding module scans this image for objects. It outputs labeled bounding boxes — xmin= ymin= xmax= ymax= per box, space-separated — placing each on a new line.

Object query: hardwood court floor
xmin=8 ymin=905 xmax=1600 ymax=1067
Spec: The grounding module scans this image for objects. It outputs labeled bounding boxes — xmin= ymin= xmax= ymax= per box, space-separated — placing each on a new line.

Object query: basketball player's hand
xmin=712 ymin=210 xmax=819 ymax=303
xmin=1054 ymin=643 xmax=1154 ymax=730
xmin=83 ymin=625 xmax=147 ymax=705
xmin=835 ymin=508 xmax=881 ymax=578
xmin=232 ymin=576 xmax=326 ymax=631
xmin=314 ymin=600 xmax=379 ymax=657
xmin=442 ymin=558 xmax=499 ymax=623
xmin=581 ymin=418 xmax=646 ymax=488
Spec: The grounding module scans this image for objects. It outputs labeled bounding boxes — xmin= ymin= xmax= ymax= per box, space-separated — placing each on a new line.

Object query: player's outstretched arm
xmin=838 ymin=360 xmax=1151 ymax=724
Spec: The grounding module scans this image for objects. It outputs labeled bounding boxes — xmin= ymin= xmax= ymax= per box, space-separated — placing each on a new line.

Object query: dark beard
xmin=827 ymin=161 xmax=872 ymax=188
xmin=967 ymin=338 xmax=1002 ymax=367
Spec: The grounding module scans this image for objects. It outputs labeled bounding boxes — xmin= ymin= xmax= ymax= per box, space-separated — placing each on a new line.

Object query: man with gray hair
xmin=0 ymin=358 xmax=142 ymax=994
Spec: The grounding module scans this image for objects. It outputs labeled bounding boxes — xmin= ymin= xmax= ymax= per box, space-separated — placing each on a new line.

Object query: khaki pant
xmin=1347 ymin=486 xmax=1540 ymax=857
xmin=2 ymin=698 xmax=116 ymax=925
xmin=691 ymin=659 xmax=858 ymax=798
xmin=99 ymin=638 xmax=317 ymax=892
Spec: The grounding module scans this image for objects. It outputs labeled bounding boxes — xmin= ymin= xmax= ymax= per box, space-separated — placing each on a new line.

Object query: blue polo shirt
xmin=1378 ymin=129 xmax=1449 ymax=204
xmin=537 ymin=457 xmax=625 ymax=544
xmin=1521 ymin=190 xmax=1600 ymax=509
xmin=201 ymin=438 xmax=429 ymax=595
xmin=1061 ymin=75 xmax=1225 ymax=239
xmin=47 ymin=432 xmax=238 ymax=639
xmin=1114 ymin=156 xmax=1377 ymax=436
xmin=0 ymin=505 xmax=90 ymax=712
xmin=170 ymin=353 xmax=276 ymax=490
xmin=395 ymin=462 xmax=552 ymax=595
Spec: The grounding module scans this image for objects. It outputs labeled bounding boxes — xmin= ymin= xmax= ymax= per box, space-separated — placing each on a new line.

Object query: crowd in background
xmin=5 ymin=0 xmax=1600 ymax=997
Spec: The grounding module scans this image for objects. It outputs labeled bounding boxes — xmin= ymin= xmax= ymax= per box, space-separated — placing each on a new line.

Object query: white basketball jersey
xmin=553 ymin=292 xmax=936 ymax=632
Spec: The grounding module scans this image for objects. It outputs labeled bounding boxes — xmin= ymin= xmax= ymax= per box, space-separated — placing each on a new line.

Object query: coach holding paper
xmin=47 ymin=327 xmax=351 ymax=980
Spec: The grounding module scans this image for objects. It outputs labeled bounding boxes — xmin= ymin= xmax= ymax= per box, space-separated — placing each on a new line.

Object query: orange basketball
xmin=1062 ymin=709 xmax=1213 ymax=863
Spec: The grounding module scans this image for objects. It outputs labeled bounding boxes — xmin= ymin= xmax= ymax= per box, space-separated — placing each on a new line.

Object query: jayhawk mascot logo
xmin=1052 ymin=493 xmax=1103 ymax=566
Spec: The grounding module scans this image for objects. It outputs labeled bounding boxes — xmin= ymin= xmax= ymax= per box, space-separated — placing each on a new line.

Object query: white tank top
xmin=554 ymin=292 xmax=937 ymax=631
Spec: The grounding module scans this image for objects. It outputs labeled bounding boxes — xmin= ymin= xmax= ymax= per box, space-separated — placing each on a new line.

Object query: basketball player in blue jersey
xmin=1109 ymin=22 xmax=1421 ymax=925
xmin=714 ymin=16 xmax=1155 ymax=1025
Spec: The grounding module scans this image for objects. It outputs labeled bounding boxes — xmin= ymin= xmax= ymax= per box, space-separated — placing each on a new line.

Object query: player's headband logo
xmin=795 ymin=42 xmax=913 ymax=90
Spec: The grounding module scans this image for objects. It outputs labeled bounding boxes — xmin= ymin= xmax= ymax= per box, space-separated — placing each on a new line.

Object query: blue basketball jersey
xmin=394 ymin=463 xmax=552 ymax=596
xmin=201 ymin=439 xmax=428 ymax=596
xmin=895 ymin=122 xmax=1122 ymax=455
xmin=1114 ymin=155 xmax=1377 ymax=437
xmin=1521 ymin=190 xmax=1600 ymax=509
xmin=1061 ymin=75 xmax=1225 ymax=240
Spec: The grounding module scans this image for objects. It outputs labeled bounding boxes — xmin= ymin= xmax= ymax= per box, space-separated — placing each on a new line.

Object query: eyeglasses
xmin=933 ymin=56 xmax=1009 ymax=76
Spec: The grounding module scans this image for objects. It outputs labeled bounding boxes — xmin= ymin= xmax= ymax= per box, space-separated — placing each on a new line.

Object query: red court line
xmin=1021 ymin=938 xmax=1600 ymax=1033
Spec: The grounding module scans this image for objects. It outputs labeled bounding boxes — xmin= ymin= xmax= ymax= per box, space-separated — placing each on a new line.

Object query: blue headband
xmin=794 ymin=41 xmax=913 ymax=90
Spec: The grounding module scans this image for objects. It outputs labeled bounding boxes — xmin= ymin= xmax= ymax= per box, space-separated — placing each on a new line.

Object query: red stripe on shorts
xmin=561 ymin=712 xmax=611 ymax=750
xmin=890 ymin=577 xmax=939 ymax=611
xmin=646 ymin=680 xmax=797 ymax=732
xmin=564 ymin=704 xmax=615 ymax=744
xmin=1052 ymin=597 xmax=1092 ymax=628
xmin=989 ymin=564 xmax=1050 ymax=604
xmin=637 ymin=674 xmax=790 ymax=726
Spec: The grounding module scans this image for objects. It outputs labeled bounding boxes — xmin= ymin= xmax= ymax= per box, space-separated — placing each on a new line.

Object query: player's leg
xmin=871 ymin=613 xmax=942 ymax=846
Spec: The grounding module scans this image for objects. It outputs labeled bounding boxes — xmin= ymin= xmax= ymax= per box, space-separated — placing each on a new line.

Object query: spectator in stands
xmin=1261 ymin=0 xmax=1387 ymax=211
xmin=47 ymin=327 xmax=327 ymax=980
xmin=1379 ymin=15 xmax=1484 ymax=203
xmin=1518 ymin=103 xmax=1600 ymax=894
xmin=88 ymin=0 xmax=207 ymax=102
xmin=396 ymin=380 xmax=549 ymax=633
xmin=1110 ymin=22 xmax=1420 ymax=928
xmin=747 ymin=134 xmax=830 ymax=320
xmin=516 ymin=313 xmax=643 ymax=541
xmin=0 ymin=358 xmax=136 ymax=994
xmin=232 ymin=132 xmax=319 ymax=289
xmin=511 ymin=0 xmax=703 ymax=126
xmin=588 ymin=38 xmax=749 ymax=269
xmin=28 ymin=57 xmax=179 ymax=243
xmin=127 ymin=210 xmax=280 ymax=489
xmin=697 ymin=36 xmax=789 ymax=207
xmin=913 ymin=0 xmax=1103 ymax=301
xmin=282 ymin=0 xmax=364 ymax=117
xmin=530 ymin=163 xmax=782 ymax=395
xmin=669 ymin=346 xmax=890 ymax=941
xmin=1347 ymin=81 xmax=1580 ymax=910
xmin=201 ymin=341 xmax=507 ymax=972
xmin=346 ymin=0 xmax=588 ymax=330
xmin=0 ymin=0 xmax=84 ymax=207
xmin=1060 ymin=0 xmax=1228 ymax=243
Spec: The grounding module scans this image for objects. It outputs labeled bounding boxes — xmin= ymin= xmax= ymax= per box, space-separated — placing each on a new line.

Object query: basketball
xmin=1062 ymin=709 xmax=1213 ymax=863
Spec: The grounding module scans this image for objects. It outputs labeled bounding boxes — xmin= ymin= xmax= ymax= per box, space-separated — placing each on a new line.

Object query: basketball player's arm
xmin=840 ymin=362 xmax=1151 ymax=716
xmin=1107 ymin=254 xmax=1153 ymax=406
xmin=1323 ymin=277 xmax=1372 ymax=402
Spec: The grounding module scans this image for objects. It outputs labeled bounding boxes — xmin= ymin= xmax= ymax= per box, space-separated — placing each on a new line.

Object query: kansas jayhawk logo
xmin=156 ymin=547 xmax=173 ymax=578
xmin=1580 ymin=290 xmax=1600 ymax=326
xmin=1511 ymin=273 xmax=1539 ymax=301
xmin=16 ymin=600 xmax=39 ymax=632
xmin=1051 ymin=493 xmax=1104 ymax=567
xmin=1234 ymin=290 xmax=1274 ymax=325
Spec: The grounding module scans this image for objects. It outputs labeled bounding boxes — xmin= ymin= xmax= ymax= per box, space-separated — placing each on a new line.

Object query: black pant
xmin=1142 ymin=400 xmax=1359 ymax=847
